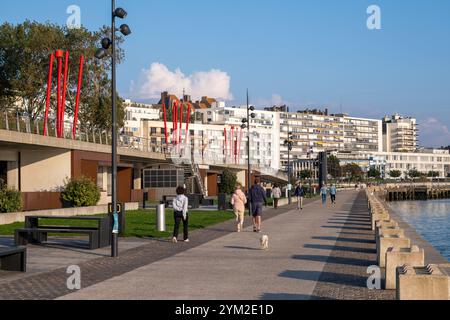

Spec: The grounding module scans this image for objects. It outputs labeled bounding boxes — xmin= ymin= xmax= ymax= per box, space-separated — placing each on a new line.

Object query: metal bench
xmin=15 ymin=228 xmax=100 ymax=250
xmin=23 ymin=216 xmax=111 ymax=249
xmin=0 ymin=247 xmax=27 ymax=272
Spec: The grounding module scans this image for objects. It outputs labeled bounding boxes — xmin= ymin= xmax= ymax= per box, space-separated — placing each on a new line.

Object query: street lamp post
xmin=95 ymin=0 xmax=131 ymax=258
xmin=283 ymin=109 xmax=293 ymax=204
xmin=241 ymin=90 xmax=255 ymax=216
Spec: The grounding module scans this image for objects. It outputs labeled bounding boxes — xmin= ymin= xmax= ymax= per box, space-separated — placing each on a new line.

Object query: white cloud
xmin=420 ymin=117 xmax=450 ymax=147
xmin=130 ymin=62 xmax=233 ymax=101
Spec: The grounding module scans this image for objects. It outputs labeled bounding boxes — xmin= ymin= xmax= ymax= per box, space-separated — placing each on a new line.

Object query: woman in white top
xmin=172 ymin=186 xmax=189 ymax=243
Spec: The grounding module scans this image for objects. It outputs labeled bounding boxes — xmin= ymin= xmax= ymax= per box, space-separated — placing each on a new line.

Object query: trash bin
xmin=218 ymin=193 xmax=228 ymax=211
xmin=156 ymin=203 xmax=166 ymax=232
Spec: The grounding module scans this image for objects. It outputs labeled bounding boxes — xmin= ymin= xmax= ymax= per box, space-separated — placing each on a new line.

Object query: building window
xmin=143 ymin=169 xmax=185 ymax=189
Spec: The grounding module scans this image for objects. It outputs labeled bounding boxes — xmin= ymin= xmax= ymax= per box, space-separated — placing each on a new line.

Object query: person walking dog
xmin=172 ymin=186 xmax=189 ymax=243
xmin=250 ymin=180 xmax=267 ymax=233
xmin=231 ymin=184 xmax=247 ymax=232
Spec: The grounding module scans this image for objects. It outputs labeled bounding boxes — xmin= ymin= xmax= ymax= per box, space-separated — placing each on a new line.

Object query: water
xmin=388 ymin=199 xmax=450 ymax=262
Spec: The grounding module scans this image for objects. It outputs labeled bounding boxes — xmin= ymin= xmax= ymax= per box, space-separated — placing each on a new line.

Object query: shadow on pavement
xmin=292 ymin=254 xmax=373 ymax=266
xmin=311 ymin=236 xmax=375 ymax=244
xmin=303 ymin=244 xmax=376 ymax=254
xmin=280 ymin=270 xmax=368 ymax=287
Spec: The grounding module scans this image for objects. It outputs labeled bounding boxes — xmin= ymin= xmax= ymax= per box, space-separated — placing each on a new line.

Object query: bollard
xmin=371 ymin=213 xmax=390 ymax=231
xmin=385 ymin=246 xmax=425 ymax=290
xmin=377 ymin=234 xmax=410 ymax=268
xmin=156 ymin=203 xmax=166 ymax=232
xmin=396 ymin=265 xmax=449 ymax=300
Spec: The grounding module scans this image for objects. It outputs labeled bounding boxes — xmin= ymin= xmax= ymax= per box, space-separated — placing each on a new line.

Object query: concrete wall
xmin=20 ymin=149 xmax=71 ymax=192
xmin=0 ymin=202 xmax=139 ymax=225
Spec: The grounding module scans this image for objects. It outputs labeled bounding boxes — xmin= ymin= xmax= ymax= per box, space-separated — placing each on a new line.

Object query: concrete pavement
xmin=59 ymin=191 xmax=360 ymax=300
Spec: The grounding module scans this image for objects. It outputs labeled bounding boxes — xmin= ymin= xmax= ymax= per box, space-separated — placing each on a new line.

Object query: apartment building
xmin=123 ymin=99 xmax=160 ymax=134
xmin=383 ymin=114 xmax=418 ymax=153
xmin=338 ymin=149 xmax=450 ymax=178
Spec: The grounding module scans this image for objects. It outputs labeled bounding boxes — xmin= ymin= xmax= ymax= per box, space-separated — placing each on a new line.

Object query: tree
xmin=327 ymin=155 xmax=342 ymax=179
xmin=299 ymin=170 xmax=312 ymax=180
xmin=219 ymin=169 xmax=237 ymax=195
xmin=389 ymin=170 xmax=402 ymax=179
xmin=427 ymin=171 xmax=439 ymax=178
xmin=0 ymin=21 xmax=125 ymax=130
xmin=342 ymin=163 xmax=364 ymax=182
xmin=368 ymin=167 xmax=381 ymax=179
xmin=407 ymin=169 xmax=422 ymax=179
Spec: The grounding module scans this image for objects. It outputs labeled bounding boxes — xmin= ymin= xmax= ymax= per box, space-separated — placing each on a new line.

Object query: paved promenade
xmin=58 ymin=190 xmax=393 ymax=300
xmin=0 ymin=190 xmax=402 ymax=300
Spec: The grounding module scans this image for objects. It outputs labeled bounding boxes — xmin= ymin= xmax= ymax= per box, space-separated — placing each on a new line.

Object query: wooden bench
xmin=15 ymin=228 xmax=100 ymax=250
xmin=0 ymin=247 xmax=27 ymax=272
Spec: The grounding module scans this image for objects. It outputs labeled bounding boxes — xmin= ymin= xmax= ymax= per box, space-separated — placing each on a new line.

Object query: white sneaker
xmin=172 ymin=237 xmax=178 ymax=243
xmin=184 ymin=239 xmax=190 ymax=243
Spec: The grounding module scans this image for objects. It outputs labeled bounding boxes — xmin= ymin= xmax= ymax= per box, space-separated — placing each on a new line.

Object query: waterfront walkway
xmin=1 ymin=190 xmax=398 ymax=300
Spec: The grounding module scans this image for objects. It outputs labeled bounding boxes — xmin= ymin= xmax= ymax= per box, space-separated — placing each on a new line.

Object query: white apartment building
xmin=338 ymin=149 xmax=450 ymax=178
xmin=383 ymin=114 xmax=418 ymax=153
xmin=133 ymin=120 xmax=280 ymax=172
xmin=123 ymin=99 xmax=160 ymax=134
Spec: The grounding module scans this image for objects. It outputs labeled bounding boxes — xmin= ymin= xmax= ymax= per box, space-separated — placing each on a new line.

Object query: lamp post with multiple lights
xmin=241 ymin=90 xmax=256 ymax=216
xmin=95 ymin=0 xmax=131 ymax=258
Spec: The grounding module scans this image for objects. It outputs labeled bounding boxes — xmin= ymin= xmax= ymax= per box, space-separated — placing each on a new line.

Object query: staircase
xmin=184 ymin=163 xmax=207 ymax=197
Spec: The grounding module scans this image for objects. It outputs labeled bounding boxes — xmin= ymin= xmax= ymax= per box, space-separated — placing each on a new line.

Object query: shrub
xmin=219 ymin=169 xmax=238 ymax=195
xmin=62 ymin=176 xmax=101 ymax=207
xmin=0 ymin=186 xmax=23 ymax=213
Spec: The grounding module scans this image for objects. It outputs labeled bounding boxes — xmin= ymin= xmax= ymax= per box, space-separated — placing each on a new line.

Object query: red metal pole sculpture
xmin=224 ymin=128 xmax=227 ymax=158
xmin=173 ymin=101 xmax=178 ymax=145
xmin=185 ymin=102 xmax=191 ymax=146
xmin=162 ymin=100 xmax=168 ymax=145
xmin=73 ymin=55 xmax=84 ymax=139
xmin=43 ymin=53 xmax=54 ymax=136
xmin=55 ymin=50 xmax=64 ymax=138
xmin=179 ymin=101 xmax=183 ymax=145
xmin=60 ymin=51 xmax=69 ymax=138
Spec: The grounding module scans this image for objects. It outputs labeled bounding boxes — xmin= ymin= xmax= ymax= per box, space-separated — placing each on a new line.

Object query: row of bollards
xmin=366 ymin=187 xmax=449 ymax=300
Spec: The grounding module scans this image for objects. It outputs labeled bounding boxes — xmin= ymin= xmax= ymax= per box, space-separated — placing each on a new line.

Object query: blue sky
xmin=1 ymin=0 xmax=450 ymax=147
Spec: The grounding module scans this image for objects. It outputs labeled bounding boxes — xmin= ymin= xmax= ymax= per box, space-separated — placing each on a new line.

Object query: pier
xmin=383 ymin=184 xmax=450 ymax=202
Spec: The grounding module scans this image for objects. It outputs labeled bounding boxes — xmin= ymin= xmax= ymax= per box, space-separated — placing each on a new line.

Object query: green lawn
xmin=0 ymin=209 xmax=235 ymax=239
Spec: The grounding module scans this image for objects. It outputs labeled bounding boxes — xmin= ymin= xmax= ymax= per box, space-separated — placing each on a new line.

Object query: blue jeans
xmin=322 ymin=194 xmax=327 ymax=204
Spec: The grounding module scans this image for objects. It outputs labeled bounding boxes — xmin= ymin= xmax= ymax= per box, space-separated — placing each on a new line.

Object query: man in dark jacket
xmin=250 ymin=180 xmax=267 ymax=233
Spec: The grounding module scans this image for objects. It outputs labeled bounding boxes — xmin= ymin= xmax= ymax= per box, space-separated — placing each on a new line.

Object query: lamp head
xmin=101 ymin=38 xmax=112 ymax=50
xmin=119 ymin=24 xmax=132 ymax=36
xmin=114 ymin=7 xmax=127 ymax=19
xmin=95 ymin=48 xmax=108 ymax=59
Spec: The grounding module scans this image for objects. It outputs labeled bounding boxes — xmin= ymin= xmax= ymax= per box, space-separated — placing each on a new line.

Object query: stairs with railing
xmin=184 ymin=163 xmax=206 ymax=197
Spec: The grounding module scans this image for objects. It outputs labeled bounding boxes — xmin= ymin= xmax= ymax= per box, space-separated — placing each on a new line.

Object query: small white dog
xmin=260 ymin=235 xmax=269 ymax=250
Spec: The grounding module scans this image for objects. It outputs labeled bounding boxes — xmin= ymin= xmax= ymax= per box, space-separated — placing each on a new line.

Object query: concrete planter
xmin=0 ymin=202 xmax=139 ymax=226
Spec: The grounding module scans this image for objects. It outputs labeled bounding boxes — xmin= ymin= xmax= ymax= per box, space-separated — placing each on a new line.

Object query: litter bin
xmin=218 ymin=193 xmax=228 ymax=211
xmin=156 ymin=203 xmax=166 ymax=232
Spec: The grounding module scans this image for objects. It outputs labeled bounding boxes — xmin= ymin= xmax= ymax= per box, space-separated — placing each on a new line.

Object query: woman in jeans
xmin=172 ymin=186 xmax=189 ymax=243
xmin=231 ymin=184 xmax=247 ymax=232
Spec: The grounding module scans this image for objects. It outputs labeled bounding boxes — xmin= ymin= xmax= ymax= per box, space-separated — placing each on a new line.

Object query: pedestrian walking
xmin=172 ymin=186 xmax=189 ymax=243
xmin=231 ymin=183 xmax=247 ymax=232
xmin=320 ymin=184 xmax=328 ymax=205
xmin=250 ymin=180 xmax=267 ymax=233
xmin=272 ymin=184 xmax=282 ymax=209
xmin=330 ymin=184 xmax=337 ymax=205
xmin=294 ymin=183 xmax=305 ymax=210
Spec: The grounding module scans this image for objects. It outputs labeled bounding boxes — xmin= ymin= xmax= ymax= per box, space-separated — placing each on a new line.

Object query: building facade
xmin=383 ymin=114 xmax=418 ymax=153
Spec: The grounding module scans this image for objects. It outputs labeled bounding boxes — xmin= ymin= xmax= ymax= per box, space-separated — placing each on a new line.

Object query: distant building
xmin=383 ymin=114 xmax=418 ymax=153
xmin=123 ymin=99 xmax=160 ymax=134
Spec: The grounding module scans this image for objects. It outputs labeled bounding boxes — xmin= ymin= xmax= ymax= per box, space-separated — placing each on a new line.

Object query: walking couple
xmin=231 ymin=181 xmax=267 ymax=233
